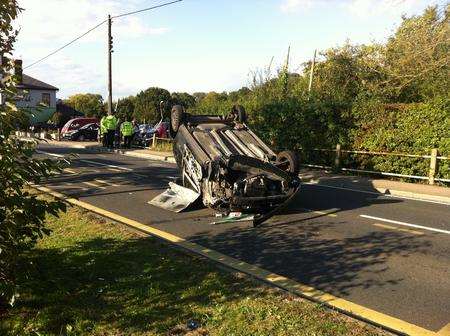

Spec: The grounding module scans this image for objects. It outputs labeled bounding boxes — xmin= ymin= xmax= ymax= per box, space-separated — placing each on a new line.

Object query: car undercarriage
xmin=150 ymin=105 xmax=300 ymax=226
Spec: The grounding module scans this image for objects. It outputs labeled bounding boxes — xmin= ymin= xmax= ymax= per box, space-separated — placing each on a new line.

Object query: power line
xmin=112 ymin=0 xmax=183 ymax=19
xmin=23 ymin=19 xmax=107 ymax=70
xmin=23 ymin=0 xmax=183 ymax=70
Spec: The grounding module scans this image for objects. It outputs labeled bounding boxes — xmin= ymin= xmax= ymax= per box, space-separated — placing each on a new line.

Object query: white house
xmin=16 ymin=71 xmax=59 ymax=124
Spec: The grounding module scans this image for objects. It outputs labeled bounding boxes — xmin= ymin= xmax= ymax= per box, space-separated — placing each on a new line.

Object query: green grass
xmin=151 ymin=140 xmax=173 ymax=153
xmin=0 ymin=203 xmax=386 ymax=336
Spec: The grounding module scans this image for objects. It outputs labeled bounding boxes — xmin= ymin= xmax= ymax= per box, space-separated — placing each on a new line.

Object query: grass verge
xmin=0 ymin=201 xmax=386 ymax=336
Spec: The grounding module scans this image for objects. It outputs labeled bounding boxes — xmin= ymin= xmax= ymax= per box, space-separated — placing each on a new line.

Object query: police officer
xmin=100 ymin=115 xmax=107 ymax=147
xmin=105 ymin=114 xmax=117 ymax=149
xmin=120 ymin=120 xmax=133 ymax=148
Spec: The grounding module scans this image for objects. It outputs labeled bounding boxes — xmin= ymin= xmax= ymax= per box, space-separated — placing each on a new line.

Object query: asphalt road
xmin=36 ymin=143 xmax=450 ymax=333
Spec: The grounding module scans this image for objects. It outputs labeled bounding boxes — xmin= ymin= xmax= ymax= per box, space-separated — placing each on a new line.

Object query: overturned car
xmin=151 ymin=105 xmax=300 ymax=226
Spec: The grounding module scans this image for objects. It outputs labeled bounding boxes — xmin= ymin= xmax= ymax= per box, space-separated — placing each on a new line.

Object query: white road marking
xmin=94 ymin=179 xmax=120 ymax=187
xmin=82 ymin=181 xmax=106 ymax=189
xmin=36 ymin=150 xmax=132 ymax=172
xmin=303 ymin=182 xmax=450 ymax=206
xmin=36 ymin=150 xmax=65 ymax=158
xmin=63 ymin=168 xmax=77 ymax=174
xmin=79 ymin=159 xmax=132 ymax=171
xmin=360 ymin=214 xmax=450 ymax=235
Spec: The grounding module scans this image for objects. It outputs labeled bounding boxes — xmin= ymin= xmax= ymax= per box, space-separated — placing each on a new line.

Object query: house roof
xmin=17 ymin=74 xmax=59 ymax=91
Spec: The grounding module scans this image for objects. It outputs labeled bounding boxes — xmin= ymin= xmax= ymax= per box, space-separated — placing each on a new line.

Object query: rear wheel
xmin=276 ymin=150 xmax=300 ymax=175
xmin=170 ymin=105 xmax=184 ymax=138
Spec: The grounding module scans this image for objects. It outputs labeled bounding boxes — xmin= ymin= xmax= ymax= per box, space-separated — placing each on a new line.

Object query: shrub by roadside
xmin=0 ymin=201 xmax=386 ymax=336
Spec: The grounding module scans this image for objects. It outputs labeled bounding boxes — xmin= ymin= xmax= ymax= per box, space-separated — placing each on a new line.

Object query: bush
xmin=0 ymin=1 xmax=67 ymax=307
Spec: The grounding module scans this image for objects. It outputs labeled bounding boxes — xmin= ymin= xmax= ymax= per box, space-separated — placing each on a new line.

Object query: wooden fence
xmin=299 ymin=145 xmax=449 ymax=185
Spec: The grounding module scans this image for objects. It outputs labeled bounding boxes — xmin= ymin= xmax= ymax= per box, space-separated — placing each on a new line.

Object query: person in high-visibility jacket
xmin=120 ymin=120 xmax=133 ymax=148
xmin=104 ymin=114 xmax=118 ymax=149
xmin=100 ymin=115 xmax=107 ymax=147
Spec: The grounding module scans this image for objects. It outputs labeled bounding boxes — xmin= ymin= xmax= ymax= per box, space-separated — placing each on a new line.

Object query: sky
xmin=13 ymin=0 xmax=444 ymax=99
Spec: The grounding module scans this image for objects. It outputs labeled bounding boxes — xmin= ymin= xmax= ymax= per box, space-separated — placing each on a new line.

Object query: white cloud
xmin=15 ymin=0 xmax=169 ymax=45
xmin=25 ymin=54 xmax=105 ymax=98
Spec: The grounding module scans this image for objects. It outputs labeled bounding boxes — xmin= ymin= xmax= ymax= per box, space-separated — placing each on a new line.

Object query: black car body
xmin=62 ymin=123 xmax=99 ymax=141
xmin=152 ymin=105 xmax=300 ymax=226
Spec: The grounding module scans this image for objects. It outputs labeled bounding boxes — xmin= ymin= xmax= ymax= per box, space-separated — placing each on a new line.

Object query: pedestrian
xmin=120 ymin=120 xmax=133 ymax=148
xmin=100 ymin=115 xmax=107 ymax=147
xmin=104 ymin=114 xmax=117 ymax=149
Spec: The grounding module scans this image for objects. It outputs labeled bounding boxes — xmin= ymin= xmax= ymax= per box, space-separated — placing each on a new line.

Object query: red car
xmin=153 ymin=121 xmax=169 ymax=138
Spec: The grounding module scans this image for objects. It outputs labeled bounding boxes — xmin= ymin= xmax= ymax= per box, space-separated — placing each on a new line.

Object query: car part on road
xmin=149 ymin=182 xmax=200 ymax=212
xmin=150 ymin=104 xmax=301 ymax=226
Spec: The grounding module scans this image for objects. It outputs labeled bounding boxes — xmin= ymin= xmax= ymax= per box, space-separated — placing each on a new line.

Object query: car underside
xmin=150 ymin=105 xmax=300 ymax=226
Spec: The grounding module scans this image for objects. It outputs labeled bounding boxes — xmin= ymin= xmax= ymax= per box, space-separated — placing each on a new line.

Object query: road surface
xmin=36 ymin=143 xmax=450 ymax=334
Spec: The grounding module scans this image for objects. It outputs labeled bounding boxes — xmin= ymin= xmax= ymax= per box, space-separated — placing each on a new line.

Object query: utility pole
xmin=308 ymin=49 xmax=316 ymax=93
xmin=107 ymin=14 xmax=113 ymax=115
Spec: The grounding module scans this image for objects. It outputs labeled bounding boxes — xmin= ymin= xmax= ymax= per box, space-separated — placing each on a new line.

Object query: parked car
xmin=61 ymin=117 xmax=98 ymax=137
xmin=62 ymin=122 xmax=99 ymax=141
xmin=133 ymin=124 xmax=154 ymax=147
xmin=150 ymin=105 xmax=300 ymax=226
xmin=153 ymin=121 xmax=169 ymax=138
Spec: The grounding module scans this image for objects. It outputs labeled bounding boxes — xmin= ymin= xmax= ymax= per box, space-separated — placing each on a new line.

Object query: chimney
xmin=13 ymin=59 xmax=22 ymax=84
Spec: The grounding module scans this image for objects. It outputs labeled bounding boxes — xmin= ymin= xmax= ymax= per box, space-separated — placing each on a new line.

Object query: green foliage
xmin=0 ymin=0 xmax=66 ymax=307
xmin=170 ymin=92 xmax=196 ymax=111
xmin=351 ymin=98 xmax=450 ymax=177
xmin=382 ymin=6 xmax=449 ymax=101
xmin=64 ymin=93 xmax=105 ymax=117
xmin=134 ymin=87 xmax=171 ymax=123
xmin=115 ymin=96 xmax=135 ymax=122
xmin=194 ymin=91 xmax=232 ymax=115
xmin=192 ymin=5 xmax=449 ymax=180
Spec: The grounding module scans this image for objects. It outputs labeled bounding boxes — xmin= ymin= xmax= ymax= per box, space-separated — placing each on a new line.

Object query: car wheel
xmin=170 ymin=105 xmax=184 ymax=137
xmin=276 ymin=150 xmax=300 ymax=175
xmin=78 ymin=134 xmax=85 ymax=141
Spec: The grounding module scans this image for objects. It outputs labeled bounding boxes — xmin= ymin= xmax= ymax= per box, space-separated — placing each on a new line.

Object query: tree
xmin=64 ymin=93 xmax=104 ymax=117
xmin=192 ymin=92 xmax=206 ymax=102
xmin=134 ymin=87 xmax=171 ymax=123
xmin=170 ymin=92 xmax=196 ymax=110
xmin=382 ymin=5 xmax=449 ymax=102
xmin=0 ymin=1 xmax=66 ymax=307
xmin=115 ymin=96 xmax=135 ymax=122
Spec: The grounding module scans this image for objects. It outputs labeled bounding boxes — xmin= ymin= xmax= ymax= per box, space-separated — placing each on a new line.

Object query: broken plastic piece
xmin=149 ymin=182 xmax=200 ymax=212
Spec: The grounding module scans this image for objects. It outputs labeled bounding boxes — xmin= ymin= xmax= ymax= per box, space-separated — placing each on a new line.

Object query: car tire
xmin=170 ymin=105 xmax=184 ymax=137
xmin=276 ymin=150 xmax=300 ymax=175
xmin=78 ymin=134 xmax=85 ymax=141
xmin=231 ymin=104 xmax=247 ymax=123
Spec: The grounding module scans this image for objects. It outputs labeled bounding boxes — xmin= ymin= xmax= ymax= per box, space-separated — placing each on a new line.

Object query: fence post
xmin=428 ymin=148 xmax=438 ymax=185
xmin=152 ymin=133 xmax=157 ymax=149
xmin=334 ymin=143 xmax=341 ymax=172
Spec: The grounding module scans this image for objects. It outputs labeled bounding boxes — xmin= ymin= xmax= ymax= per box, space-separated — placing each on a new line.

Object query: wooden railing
xmin=298 ymin=145 xmax=449 ymax=185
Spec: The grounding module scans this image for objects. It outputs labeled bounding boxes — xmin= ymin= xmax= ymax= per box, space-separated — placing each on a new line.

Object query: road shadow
xmin=187 ymin=216 xmax=432 ymax=299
